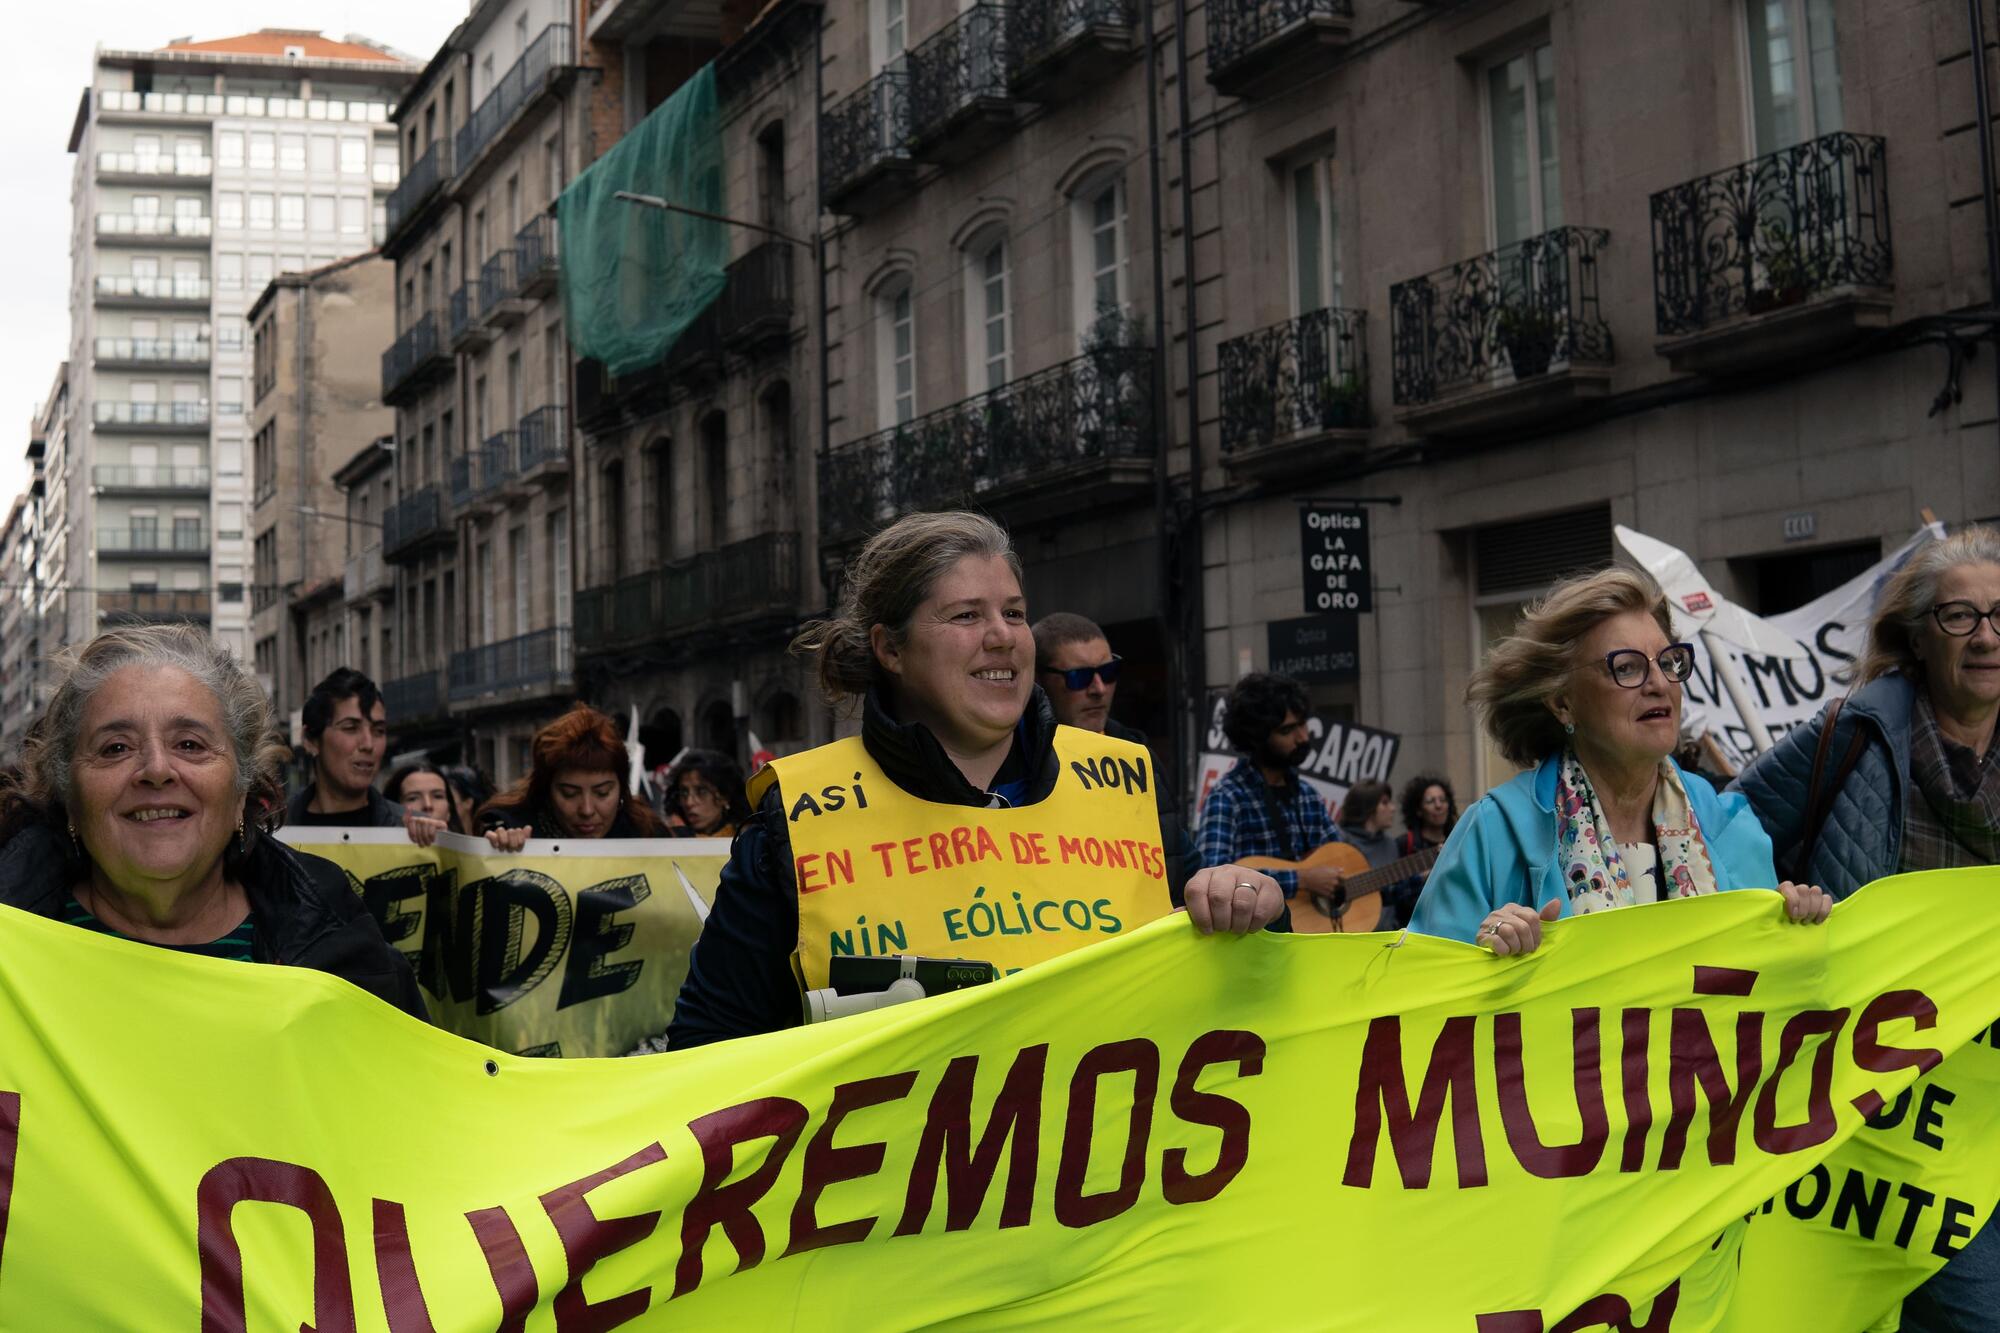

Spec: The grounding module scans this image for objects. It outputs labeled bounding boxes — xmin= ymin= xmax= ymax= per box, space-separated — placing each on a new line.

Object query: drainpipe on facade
xmin=1966 ymin=0 xmax=2000 ymax=461
xmin=1170 ymin=0 xmax=1206 ymax=797
xmin=1141 ymin=0 xmax=1181 ymax=801
xmin=814 ymin=16 xmax=836 ymax=613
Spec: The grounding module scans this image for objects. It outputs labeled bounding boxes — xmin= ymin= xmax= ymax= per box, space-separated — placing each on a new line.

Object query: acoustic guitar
xmin=1239 ymin=842 xmax=1444 ymax=933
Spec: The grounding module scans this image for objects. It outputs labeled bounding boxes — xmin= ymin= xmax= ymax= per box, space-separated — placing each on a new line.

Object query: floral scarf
xmin=1555 ymin=750 xmax=1720 ymax=915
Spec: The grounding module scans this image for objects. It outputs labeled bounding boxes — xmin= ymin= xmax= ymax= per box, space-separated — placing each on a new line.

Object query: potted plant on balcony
xmin=1317 ymin=370 xmax=1366 ymax=430
xmin=1496 ymin=301 xmax=1561 ymax=380
xmin=1080 ymin=306 xmax=1150 ymax=456
xmin=1747 ymin=221 xmax=1810 ymax=315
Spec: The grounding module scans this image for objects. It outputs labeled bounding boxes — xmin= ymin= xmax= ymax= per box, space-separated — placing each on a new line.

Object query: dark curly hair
xmin=1400 ymin=773 xmax=1458 ymax=839
xmin=663 ymin=748 xmax=752 ymax=830
xmin=1221 ymin=672 xmax=1311 ymax=754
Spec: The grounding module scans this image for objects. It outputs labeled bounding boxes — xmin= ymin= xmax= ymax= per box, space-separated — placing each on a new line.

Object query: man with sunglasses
xmin=1032 ymin=613 xmax=1146 ymax=743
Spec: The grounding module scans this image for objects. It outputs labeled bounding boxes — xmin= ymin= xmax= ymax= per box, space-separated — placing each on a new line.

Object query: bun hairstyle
xmin=792 ymin=510 xmax=1021 ymax=703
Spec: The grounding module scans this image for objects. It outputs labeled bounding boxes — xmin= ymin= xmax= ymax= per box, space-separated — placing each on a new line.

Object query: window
xmin=339 ymin=197 xmax=364 ymax=234
xmin=218 ymin=318 xmax=244 ymax=351
xmin=545 ymin=136 xmax=562 ymax=201
xmin=373 ymin=202 xmax=387 ymax=243
xmin=1487 ymin=43 xmax=1561 ymax=247
xmin=878 ymin=279 xmax=916 ymax=427
xmin=249 ymin=193 xmax=274 ymax=229
xmin=1747 ymin=0 xmax=1840 ymax=152
xmin=475 ymin=543 xmax=494 ymax=642
xmin=280 ymin=134 xmax=305 ymax=172
xmin=249 ymin=133 xmax=275 ymax=170
xmin=875 ymin=0 xmax=906 ymax=70
xmin=758 ymin=123 xmax=786 ymax=228
xmin=279 ymin=194 xmax=305 ymax=232
xmin=309 ymin=194 xmax=335 ymax=233
xmin=966 ymin=235 xmax=1011 ymax=392
xmin=218 ymin=441 xmax=242 ymax=478
xmin=601 ymin=461 xmax=626 ymax=581
xmin=218 ymin=566 xmax=243 ymax=603
xmin=510 ymin=525 xmax=530 ymax=635
xmin=218 ymin=377 xmax=243 ymax=417
xmin=218 ymin=503 xmax=243 ymax=541
xmin=340 ymin=138 xmax=367 ymax=175
xmin=172 ymin=197 xmax=202 ymax=222
xmin=248 ymin=254 xmax=273 ymax=286
xmin=131 ymin=194 xmax=161 ymax=218
xmin=549 ymin=510 xmax=571 ymax=628
xmin=702 ymin=413 xmax=729 ymax=546
xmin=217 ymin=193 xmax=243 ymax=229
xmin=217 ymin=254 xmax=242 ymax=289
xmin=1289 ymin=153 xmax=1341 ymax=313
xmin=309 ymin=134 xmax=335 ymax=172
xmin=133 ymin=134 xmax=162 ymax=165
xmin=217 ymin=132 xmax=244 ymax=169
xmin=1072 ymin=174 xmax=1128 ymax=346
xmin=647 ymin=440 xmax=675 ymax=562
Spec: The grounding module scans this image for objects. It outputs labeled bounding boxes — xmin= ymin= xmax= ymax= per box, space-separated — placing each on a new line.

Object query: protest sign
xmin=0 ymin=874 xmax=1997 ymax=1327
xmin=1194 ymin=694 xmax=1399 ymax=825
xmin=278 ymin=829 xmax=728 ymax=1058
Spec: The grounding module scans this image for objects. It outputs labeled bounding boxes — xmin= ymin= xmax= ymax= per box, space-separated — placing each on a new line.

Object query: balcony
xmin=448 ymin=286 xmax=489 ymax=352
xmin=94 ymin=275 xmax=210 ymax=307
xmin=820 ymin=345 xmax=1155 ymax=547
xmin=515 ymin=216 xmax=560 ymax=299
xmin=1651 ymin=132 xmax=1892 ymax=376
xmin=1206 ymin=0 xmax=1353 ymax=98
xmin=479 ymin=250 xmax=531 ymax=327
xmin=344 ymin=543 xmax=392 ymax=603
xmin=93 ymin=401 xmax=210 ymax=432
xmin=455 ymin=25 xmax=576 ymax=185
xmin=95 ymin=152 xmax=212 ymax=182
xmin=381 ymin=313 xmax=452 ymax=405
xmin=1007 ymin=0 xmax=1139 ymax=101
xmin=384 ymin=138 xmax=452 ymax=253
xmin=515 ymin=405 xmax=569 ymax=486
xmin=664 ymin=301 xmax=725 ymax=389
xmin=1218 ymin=307 xmax=1369 ymax=479
xmin=718 ymin=242 xmax=795 ymax=353
xmin=94 ymin=337 xmax=210 ymax=370
xmin=577 ymin=534 xmax=802 ymax=656
xmin=449 ymin=626 xmax=574 ymax=707
xmin=383 ymin=669 xmax=448 ymax=727
xmin=95 ymin=213 xmax=211 ymax=245
xmin=382 ymin=484 xmax=452 ymax=562
xmin=97 ymin=90 xmax=391 ymax=124
xmin=1389 ymin=226 xmax=1614 ymax=437
xmin=92 ymin=465 xmax=210 ymax=494
xmin=822 ymin=69 xmax=917 ymax=217
xmin=908 ymin=4 xmax=1019 ymax=166
xmin=99 ymin=589 xmax=210 ymax=625
xmin=96 ymin=527 xmax=208 ymax=558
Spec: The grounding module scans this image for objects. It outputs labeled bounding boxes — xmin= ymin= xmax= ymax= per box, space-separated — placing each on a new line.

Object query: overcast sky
xmin=0 ymin=3 xmax=463 ymax=505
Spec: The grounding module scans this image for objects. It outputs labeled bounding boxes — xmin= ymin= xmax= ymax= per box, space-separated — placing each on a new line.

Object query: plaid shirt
xmin=1195 ymin=759 xmax=1342 ymax=896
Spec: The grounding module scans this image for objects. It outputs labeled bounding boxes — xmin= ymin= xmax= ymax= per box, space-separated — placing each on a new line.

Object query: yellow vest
xmin=754 ymin=727 xmax=1171 ymax=989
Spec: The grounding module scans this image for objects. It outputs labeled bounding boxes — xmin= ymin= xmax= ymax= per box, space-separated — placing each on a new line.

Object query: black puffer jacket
xmin=284 ymin=784 xmax=406 ymax=828
xmin=0 ymin=821 xmax=428 ymax=1019
xmin=665 ymin=686 xmax=1196 ymax=1049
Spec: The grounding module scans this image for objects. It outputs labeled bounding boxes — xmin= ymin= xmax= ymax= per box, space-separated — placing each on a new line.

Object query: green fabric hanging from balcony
xmin=556 ymin=64 xmax=726 ymax=376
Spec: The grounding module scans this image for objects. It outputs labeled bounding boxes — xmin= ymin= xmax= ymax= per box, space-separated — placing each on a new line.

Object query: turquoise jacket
xmin=1407 ymin=754 xmax=1779 ymax=943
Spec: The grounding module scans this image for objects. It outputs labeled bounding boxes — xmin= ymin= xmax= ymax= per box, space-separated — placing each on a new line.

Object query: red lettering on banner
xmin=787 ymin=1071 xmax=919 ymax=1256
xmin=540 ymin=1142 xmax=669 ymax=1330
xmin=1495 ymin=1009 xmax=1608 ymax=1179
xmin=1027 ymin=831 xmax=1050 ymax=864
xmin=1162 ymin=1030 xmax=1265 ymax=1205
xmin=929 ymin=831 xmax=954 ymax=871
xmin=1054 ymin=1040 xmax=1160 ymax=1228
xmin=953 ymin=826 xmax=978 ymax=864
xmin=796 ymin=854 xmax=826 ymax=894
xmin=974 ymin=826 xmax=1002 ymax=862
xmin=1753 ymin=1008 xmax=1848 ymax=1154
xmin=372 ymin=1199 xmax=439 ymax=1333
xmin=465 ymin=1205 xmax=538 ymax=1333
xmin=674 ymin=1098 xmax=810 ymax=1299
xmin=1475 ymin=1280 xmax=1681 ymax=1333
xmin=895 ymin=1045 xmax=1049 ymax=1235
xmin=1851 ymin=990 xmax=1944 ymax=1118
xmin=1343 ymin=1016 xmax=1488 ymax=1189
xmin=1009 ymin=831 xmax=1035 ymax=864
xmin=871 ymin=842 xmax=897 ymax=878
xmin=1058 ymin=834 xmax=1084 ymax=864
xmin=1619 ymin=1009 xmax=1654 ymax=1173
xmin=197 ymin=1157 xmax=356 ymax=1333
xmin=1659 ymin=1009 xmax=1762 ymax=1169
xmin=798 ymin=851 xmax=855 ymax=894
xmin=901 ymin=836 xmax=927 ymax=876
xmin=0 ymin=1092 xmax=18 ymax=1282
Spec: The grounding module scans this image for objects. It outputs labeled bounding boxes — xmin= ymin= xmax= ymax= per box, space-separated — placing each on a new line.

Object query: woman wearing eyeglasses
xmin=1407 ymin=566 xmax=1831 ymax=953
xmin=662 ymin=749 xmax=751 ymax=838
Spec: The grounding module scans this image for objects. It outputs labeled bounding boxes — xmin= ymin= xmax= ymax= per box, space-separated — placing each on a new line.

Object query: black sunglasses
xmin=1042 ymin=656 xmax=1122 ymax=691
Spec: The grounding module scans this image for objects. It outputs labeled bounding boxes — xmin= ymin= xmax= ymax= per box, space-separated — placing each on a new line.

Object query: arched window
xmin=963 ymin=231 xmax=1010 ymax=392
xmin=646 ymin=436 xmax=674 ymax=565
xmin=761 ymin=690 xmax=802 ymax=744
xmin=761 ymin=381 xmax=793 ymax=529
xmin=701 ymin=698 xmax=736 ymax=752
xmin=1071 ymin=170 xmax=1128 ymax=350
xmin=600 ymin=458 xmax=625 ymax=582
xmin=876 ymin=274 xmax=916 ymax=428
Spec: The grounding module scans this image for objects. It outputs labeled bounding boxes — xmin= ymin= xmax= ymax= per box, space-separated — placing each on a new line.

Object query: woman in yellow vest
xmin=664 ymin=511 xmax=1283 ymax=1047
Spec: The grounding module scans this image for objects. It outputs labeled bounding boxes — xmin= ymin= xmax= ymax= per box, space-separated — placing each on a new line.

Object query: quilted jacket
xmin=1728 ymin=673 xmax=1913 ymax=899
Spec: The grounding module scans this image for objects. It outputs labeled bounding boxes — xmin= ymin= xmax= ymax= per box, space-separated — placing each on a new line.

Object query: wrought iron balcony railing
xmin=1006 ymin=0 xmax=1138 ymax=95
xmin=455 ymin=25 xmax=574 ymax=178
xmin=94 ymin=337 xmax=210 ymax=366
xmin=385 ymin=138 xmax=451 ymax=240
xmin=1389 ymin=226 xmax=1613 ymax=406
xmin=1207 ymin=0 xmax=1352 ymax=88
xmin=577 ymin=533 xmax=801 ymax=654
xmin=820 ymin=345 xmax=1154 ymax=543
xmin=95 ymin=275 xmax=210 ymax=303
xmin=95 ymin=213 xmax=211 ymax=240
xmin=449 ymin=626 xmax=574 ymax=702
xmin=479 ymin=250 xmax=521 ymax=318
xmin=516 ymin=215 xmax=559 ymax=295
xmin=92 ymin=465 xmax=210 ymax=492
xmin=718 ymin=241 xmax=794 ymax=349
xmin=96 ymin=527 xmax=208 ymax=555
xmin=822 ymin=69 xmax=913 ymax=209
xmin=478 ymin=433 xmax=516 ymax=498
xmin=448 ymin=285 xmax=477 ymax=346
xmin=517 ymin=405 xmax=568 ymax=473
xmin=1219 ymin=307 xmax=1369 ymax=452
xmin=1650 ymin=132 xmax=1890 ymax=338
xmin=344 ymin=543 xmax=390 ymax=602
xmin=99 ymin=589 xmax=210 ymax=623
xmin=908 ymin=4 xmax=1013 ymax=150
xmin=94 ymin=401 xmax=210 ymax=428
xmin=381 ymin=312 xmax=444 ymax=399
xmin=383 ymin=484 xmax=448 ymax=560
xmin=384 ymin=669 xmax=447 ymax=724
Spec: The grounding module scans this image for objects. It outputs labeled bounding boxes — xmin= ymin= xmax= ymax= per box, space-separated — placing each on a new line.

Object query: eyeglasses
xmin=1597 ymin=643 xmax=1696 ymax=688
xmin=676 ymin=784 xmax=722 ymax=804
xmin=1042 ymin=656 xmax=1122 ymax=691
xmin=1931 ymin=602 xmax=2000 ymax=637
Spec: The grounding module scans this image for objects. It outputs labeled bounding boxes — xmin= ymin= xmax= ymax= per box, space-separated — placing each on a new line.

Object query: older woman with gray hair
xmin=1733 ymin=523 xmax=2000 ymax=1333
xmin=0 ymin=625 xmax=426 ymax=1018
xmin=1409 ymin=566 xmax=1830 ymax=951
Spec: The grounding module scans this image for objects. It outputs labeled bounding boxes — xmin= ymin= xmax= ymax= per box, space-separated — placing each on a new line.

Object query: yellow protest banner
xmin=0 ymin=871 xmax=1997 ymax=1329
xmin=277 ymin=829 xmax=729 ymax=1057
